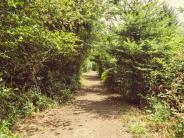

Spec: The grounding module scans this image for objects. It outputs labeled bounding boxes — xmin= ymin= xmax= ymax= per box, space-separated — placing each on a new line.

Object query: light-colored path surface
xmin=14 ymin=71 xmax=132 ymax=138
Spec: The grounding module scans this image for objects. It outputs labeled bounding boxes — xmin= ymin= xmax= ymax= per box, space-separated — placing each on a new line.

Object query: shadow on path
xmin=14 ymin=71 xmax=132 ymax=138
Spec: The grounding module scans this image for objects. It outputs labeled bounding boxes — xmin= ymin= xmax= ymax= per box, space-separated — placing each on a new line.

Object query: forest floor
xmin=14 ymin=71 xmax=156 ymax=138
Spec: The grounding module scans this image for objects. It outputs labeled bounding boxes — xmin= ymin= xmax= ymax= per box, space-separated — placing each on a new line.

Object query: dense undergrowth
xmin=93 ymin=0 xmax=184 ymax=137
xmin=0 ymin=0 xmax=184 ymax=137
xmin=0 ymin=0 xmax=101 ymax=136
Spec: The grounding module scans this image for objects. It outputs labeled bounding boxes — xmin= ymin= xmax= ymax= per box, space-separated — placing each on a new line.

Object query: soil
xmin=14 ymin=71 xmax=132 ymax=138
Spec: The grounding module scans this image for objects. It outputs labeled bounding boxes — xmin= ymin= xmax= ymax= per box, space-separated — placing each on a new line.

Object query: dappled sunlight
xmin=1 ymin=0 xmax=183 ymax=137
xmin=14 ymin=72 xmax=132 ymax=138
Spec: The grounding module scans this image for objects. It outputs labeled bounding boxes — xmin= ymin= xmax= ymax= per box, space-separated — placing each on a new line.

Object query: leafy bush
xmin=175 ymin=120 xmax=184 ymax=138
xmin=0 ymin=0 xmax=102 ymax=136
xmin=0 ymin=123 xmax=18 ymax=138
xmin=82 ymin=58 xmax=96 ymax=73
xmin=131 ymin=122 xmax=145 ymax=137
xmin=95 ymin=0 xmax=184 ymax=109
xmin=148 ymin=97 xmax=170 ymax=123
xmin=93 ymin=0 xmax=184 ymax=136
xmin=26 ymin=89 xmax=58 ymax=112
xmin=101 ymin=68 xmax=118 ymax=90
xmin=0 ymin=82 xmax=56 ymax=125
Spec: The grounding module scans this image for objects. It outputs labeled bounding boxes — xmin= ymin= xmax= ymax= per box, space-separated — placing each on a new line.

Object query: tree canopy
xmin=0 ymin=0 xmax=183 ymax=137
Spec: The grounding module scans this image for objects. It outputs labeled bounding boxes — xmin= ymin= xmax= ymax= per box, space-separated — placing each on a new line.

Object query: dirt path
xmin=14 ymin=71 xmax=132 ymax=138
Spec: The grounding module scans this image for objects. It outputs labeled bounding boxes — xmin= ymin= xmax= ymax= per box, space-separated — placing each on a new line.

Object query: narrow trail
xmin=14 ymin=71 xmax=132 ymax=138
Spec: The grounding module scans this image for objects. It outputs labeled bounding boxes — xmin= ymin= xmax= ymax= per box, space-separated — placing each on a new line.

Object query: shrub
xmin=0 ymin=0 xmax=102 ymax=136
xmin=101 ymin=68 xmax=118 ymax=90
xmin=0 ymin=122 xmax=18 ymax=138
xmin=131 ymin=122 xmax=145 ymax=137
xmin=175 ymin=120 xmax=184 ymax=138
xmin=147 ymin=97 xmax=170 ymax=123
xmin=0 ymin=82 xmax=57 ymax=126
xmin=93 ymin=0 xmax=183 ymax=136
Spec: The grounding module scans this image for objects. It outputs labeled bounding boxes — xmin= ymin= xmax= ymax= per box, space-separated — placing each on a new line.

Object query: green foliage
xmin=101 ymin=68 xmax=118 ymax=90
xmin=175 ymin=120 xmax=184 ymax=138
xmin=93 ymin=0 xmax=184 ymax=136
xmin=101 ymin=70 xmax=109 ymax=82
xmin=0 ymin=0 xmax=101 ymax=92
xmin=110 ymin=0 xmax=183 ymax=103
xmin=131 ymin=122 xmax=145 ymax=137
xmin=95 ymin=0 xmax=184 ymax=109
xmin=151 ymin=102 xmax=169 ymax=123
xmin=0 ymin=82 xmax=57 ymax=126
xmin=0 ymin=0 xmax=183 ymax=137
xmin=92 ymin=45 xmax=116 ymax=76
xmin=26 ymin=89 xmax=58 ymax=112
xmin=0 ymin=123 xmax=18 ymax=138
xmin=0 ymin=0 xmax=102 ymax=136
xmin=82 ymin=58 xmax=96 ymax=73
xmin=147 ymin=97 xmax=169 ymax=123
